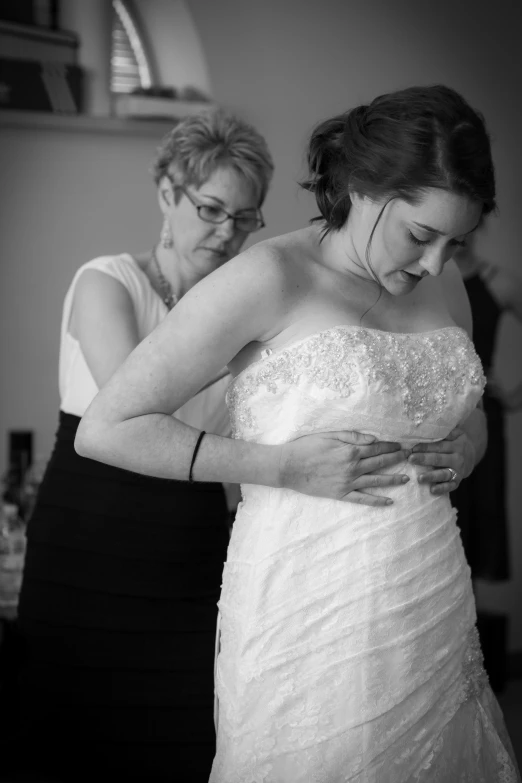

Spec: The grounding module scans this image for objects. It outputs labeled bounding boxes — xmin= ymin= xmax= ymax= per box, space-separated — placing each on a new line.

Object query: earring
xmin=161 ymin=216 xmax=173 ymax=248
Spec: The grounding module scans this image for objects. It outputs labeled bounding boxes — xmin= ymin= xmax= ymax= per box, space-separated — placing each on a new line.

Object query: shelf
xmin=0 ymin=20 xmax=78 ymax=47
xmin=0 ymin=105 xmax=209 ymax=136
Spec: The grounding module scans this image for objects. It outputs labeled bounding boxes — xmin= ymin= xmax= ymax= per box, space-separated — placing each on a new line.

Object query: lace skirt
xmin=210 ymin=482 xmax=520 ymax=782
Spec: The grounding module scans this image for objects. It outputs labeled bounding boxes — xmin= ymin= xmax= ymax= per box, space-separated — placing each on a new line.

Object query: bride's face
xmin=349 ymin=188 xmax=482 ymax=296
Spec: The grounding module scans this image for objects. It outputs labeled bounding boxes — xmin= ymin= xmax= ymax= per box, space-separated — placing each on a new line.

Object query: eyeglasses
xmin=179 ymin=185 xmax=265 ymax=233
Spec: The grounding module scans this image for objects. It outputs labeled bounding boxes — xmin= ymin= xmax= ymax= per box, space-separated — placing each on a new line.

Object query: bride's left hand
xmin=408 ymin=428 xmax=476 ymax=495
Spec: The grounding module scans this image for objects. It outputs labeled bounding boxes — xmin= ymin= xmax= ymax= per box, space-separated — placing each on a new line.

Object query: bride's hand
xmin=408 ymin=427 xmax=476 ymax=495
xmin=279 ymin=431 xmax=411 ymax=506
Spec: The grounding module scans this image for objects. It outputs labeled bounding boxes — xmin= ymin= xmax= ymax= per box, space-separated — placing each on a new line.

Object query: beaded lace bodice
xmin=227 ymin=325 xmax=484 ymax=444
xmin=210 ymin=325 xmax=519 ymax=783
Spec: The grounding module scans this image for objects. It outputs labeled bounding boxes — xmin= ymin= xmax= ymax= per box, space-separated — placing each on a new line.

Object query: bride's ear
xmin=348 ymin=190 xmax=366 ymax=213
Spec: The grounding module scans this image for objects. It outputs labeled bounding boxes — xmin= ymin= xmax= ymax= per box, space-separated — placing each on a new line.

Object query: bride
xmin=76 ymin=85 xmax=520 ymax=781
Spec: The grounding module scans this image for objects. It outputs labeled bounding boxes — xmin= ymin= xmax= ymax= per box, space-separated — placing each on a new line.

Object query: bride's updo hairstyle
xmin=301 ymin=85 xmax=496 ymax=238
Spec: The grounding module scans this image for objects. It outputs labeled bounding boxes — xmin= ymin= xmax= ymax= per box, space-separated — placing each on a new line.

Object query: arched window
xmin=111 ymin=0 xmax=153 ymax=93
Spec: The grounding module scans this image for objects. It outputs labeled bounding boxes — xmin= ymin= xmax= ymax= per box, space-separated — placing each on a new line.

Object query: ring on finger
xmin=447 ymin=467 xmax=458 ymax=483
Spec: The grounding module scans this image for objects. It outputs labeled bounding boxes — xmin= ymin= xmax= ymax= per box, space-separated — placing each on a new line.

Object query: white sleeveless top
xmin=59 ymin=254 xmax=231 ymax=436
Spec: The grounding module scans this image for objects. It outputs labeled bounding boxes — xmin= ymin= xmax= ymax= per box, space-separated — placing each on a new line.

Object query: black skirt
xmin=10 ymin=412 xmax=229 ymax=781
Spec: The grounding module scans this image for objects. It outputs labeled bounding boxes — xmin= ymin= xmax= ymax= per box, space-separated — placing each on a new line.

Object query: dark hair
xmin=301 ymin=85 xmax=496 ymax=235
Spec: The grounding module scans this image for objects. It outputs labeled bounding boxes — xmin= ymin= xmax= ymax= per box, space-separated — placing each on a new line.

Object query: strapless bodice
xmin=227 ymin=325 xmax=485 ymax=447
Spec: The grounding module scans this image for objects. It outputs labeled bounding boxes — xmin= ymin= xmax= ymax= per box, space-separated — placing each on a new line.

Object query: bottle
xmin=0 ymin=502 xmax=26 ymax=617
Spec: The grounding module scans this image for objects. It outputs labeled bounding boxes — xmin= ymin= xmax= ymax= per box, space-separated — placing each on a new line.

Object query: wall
xmin=135 ymin=0 xmax=211 ymax=97
xmin=60 ymin=0 xmax=113 ymax=116
xmin=0 ymin=124 xmax=165 ymax=472
xmin=188 ymin=0 xmax=522 ymax=650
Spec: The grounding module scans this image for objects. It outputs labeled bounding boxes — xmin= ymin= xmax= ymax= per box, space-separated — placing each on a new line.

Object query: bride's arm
xmin=75 ymin=248 xmax=286 ymax=485
xmin=75 ymin=247 xmax=410 ymax=503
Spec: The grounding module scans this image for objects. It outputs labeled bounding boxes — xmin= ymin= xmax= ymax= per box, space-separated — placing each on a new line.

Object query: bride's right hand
xmin=278 ymin=431 xmax=410 ymax=506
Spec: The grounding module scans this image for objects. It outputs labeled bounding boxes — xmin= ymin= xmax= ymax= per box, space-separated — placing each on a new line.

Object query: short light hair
xmin=152 ymin=109 xmax=274 ymax=205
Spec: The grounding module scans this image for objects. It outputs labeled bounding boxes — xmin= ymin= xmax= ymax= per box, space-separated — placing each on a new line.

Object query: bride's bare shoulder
xmin=224 ymin=226 xmax=318 ymax=293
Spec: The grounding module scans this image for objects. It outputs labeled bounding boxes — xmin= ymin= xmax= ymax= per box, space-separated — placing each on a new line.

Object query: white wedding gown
xmin=210 ymin=325 xmax=520 ymax=783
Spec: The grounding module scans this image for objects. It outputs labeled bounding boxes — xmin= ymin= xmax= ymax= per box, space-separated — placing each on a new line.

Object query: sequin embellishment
xmin=227 ymin=326 xmax=485 ymax=435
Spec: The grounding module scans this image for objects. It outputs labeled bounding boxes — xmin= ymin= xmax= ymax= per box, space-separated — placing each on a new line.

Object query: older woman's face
xmin=164 ymin=165 xmax=260 ymax=273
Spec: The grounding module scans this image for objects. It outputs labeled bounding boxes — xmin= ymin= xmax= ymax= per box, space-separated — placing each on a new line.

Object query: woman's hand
xmin=279 ymin=431 xmax=411 ymax=506
xmin=408 ymin=428 xmax=476 ymax=495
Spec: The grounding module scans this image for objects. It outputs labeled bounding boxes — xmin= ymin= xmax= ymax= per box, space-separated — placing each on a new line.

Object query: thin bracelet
xmin=189 ymin=431 xmax=206 ymax=483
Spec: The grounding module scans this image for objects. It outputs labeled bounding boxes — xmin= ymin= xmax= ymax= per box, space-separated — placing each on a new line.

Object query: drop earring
xmin=161 ymin=216 xmax=173 ymax=248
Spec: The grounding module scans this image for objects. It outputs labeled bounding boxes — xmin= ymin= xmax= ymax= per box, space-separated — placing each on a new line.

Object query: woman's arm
xmin=481 ymin=261 xmax=522 ymax=412
xmin=70 ymin=269 xmax=140 ymax=387
xmin=75 ymin=248 xmax=410 ymax=503
xmin=481 ymin=260 xmax=522 ymax=322
xmin=410 ymin=404 xmax=486 ymax=495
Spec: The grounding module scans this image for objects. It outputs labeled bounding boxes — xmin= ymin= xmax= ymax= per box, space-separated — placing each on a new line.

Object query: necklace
xmin=150 ymin=247 xmax=178 ymax=310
